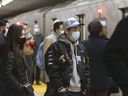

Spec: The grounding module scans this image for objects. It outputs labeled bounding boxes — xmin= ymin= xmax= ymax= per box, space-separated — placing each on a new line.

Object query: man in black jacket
xmin=45 ymin=17 xmax=90 ymax=96
xmin=103 ymin=16 xmax=128 ymax=96
xmin=43 ymin=20 xmax=64 ymax=96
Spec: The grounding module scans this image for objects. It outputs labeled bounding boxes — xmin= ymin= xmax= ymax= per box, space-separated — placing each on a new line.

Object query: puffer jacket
xmin=3 ymin=50 xmax=33 ymax=96
xmin=45 ymin=36 xmax=90 ymax=93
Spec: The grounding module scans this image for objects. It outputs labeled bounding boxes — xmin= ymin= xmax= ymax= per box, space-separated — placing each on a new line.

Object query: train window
xmin=52 ymin=17 xmax=57 ymax=22
xmin=93 ymin=17 xmax=108 ymax=38
xmin=76 ymin=14 xmax=85 ymax=41
xmin=100 ymin=20 xmax=107 ymax=27
xmin=119 ymin=7 xmax=128 ymax=18
xmin=93 ymin=17 xmax=107 ymax=28
xmin=124 ymin=12 xmax=128 ymax=17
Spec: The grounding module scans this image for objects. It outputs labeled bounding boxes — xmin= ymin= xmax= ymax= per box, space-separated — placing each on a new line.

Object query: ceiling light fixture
xmin=0 ymin=0 xmax=14 ymax=7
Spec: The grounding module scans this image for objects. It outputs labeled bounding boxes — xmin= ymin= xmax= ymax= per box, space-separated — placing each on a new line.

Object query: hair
xmin=34 ymin=20 xmax=38 ymax=24
xmin=53 ymin=21 xmax=63 ymax=32
xmin=88 ymin=20 xmax=103 ymax=36
xmin=6 ymin=24 xmax=24 ymax=52
xmin=5 ymin=24 xmax=26 ymax=69
xmin=0 ymin=19 xmax=7 ymax=26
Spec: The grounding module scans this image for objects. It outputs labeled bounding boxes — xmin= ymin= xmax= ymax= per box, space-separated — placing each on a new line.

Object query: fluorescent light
xmin=77 ymin=1 xmax=89 ymax=6
xmin=1 ymin=0 xmax=13 ymax=6
xmin=0 ymin=4 xmax=2 ymax=7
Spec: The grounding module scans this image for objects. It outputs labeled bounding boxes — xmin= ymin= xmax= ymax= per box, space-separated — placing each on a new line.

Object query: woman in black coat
xmin=3 ymin=24 xmax=34 ymax=96
xmin=81 ymin=20 xmax=109 ymax=96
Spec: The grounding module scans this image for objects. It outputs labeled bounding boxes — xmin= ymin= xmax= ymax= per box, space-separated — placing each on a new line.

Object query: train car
xmin=9 ymin=0 xmax=128 ymax=40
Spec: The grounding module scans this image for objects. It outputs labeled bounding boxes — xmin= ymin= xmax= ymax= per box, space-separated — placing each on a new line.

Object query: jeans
xmin=25 ymin=55 xmax=34 ymax=83
xmin=36 ymin=66 xmax=41 ymax=83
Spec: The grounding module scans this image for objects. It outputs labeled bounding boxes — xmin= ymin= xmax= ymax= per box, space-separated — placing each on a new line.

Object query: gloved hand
xmin=57 ymin=88 xmax=67 ymax=96
xmin=81 ymin=89 xmax=88 ymax=96
xmin=23 ymin=83 xmax=34 ymax=96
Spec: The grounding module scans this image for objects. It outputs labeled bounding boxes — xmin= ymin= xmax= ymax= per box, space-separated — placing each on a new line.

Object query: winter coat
xmin=81 ymin=36 xmax=109 ymax=89
xmin=103 ymin=16 xmax=128 ymax=92
xmin=34 ymin=34 xmax=44 ymax=51
xmin=45 ymin=36 xmax=90 ymax=92
xmin=23 ymin=39 xmax=35 ymax=55
xmin=42 ymin=32 xmax=59 ymax=83
xmin=43 ymin=32 xmax=58 ymax=57
xmin=3 ymin=50 xmax=33 ymax=96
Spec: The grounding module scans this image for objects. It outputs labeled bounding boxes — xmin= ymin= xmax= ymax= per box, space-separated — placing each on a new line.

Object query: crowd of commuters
xmin=0 ymin=19 xmax=43 ymax=96
xmin=0 ymin=15 xmax=128 ymax=96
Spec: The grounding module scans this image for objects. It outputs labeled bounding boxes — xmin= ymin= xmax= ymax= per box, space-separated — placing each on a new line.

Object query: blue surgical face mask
xmin=69 ymin=31 xmax=80 ymax=41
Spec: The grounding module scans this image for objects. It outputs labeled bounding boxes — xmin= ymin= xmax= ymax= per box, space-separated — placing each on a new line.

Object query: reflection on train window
xmin=119 ymin=7 xmax=128 ymax=18
xmin=93 ymin=17 xmax=107 ymax=28
xmin=77 ymin=14 xmax=85 ymax=41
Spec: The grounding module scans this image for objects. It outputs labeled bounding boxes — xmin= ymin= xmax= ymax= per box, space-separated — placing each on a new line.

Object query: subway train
xmin=8 ymin=0 xmax=128 ymax=40
xmin=4 ymin=0 xmax=128 ymax=95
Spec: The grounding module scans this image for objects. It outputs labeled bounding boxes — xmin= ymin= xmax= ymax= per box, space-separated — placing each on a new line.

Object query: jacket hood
xmin=58 ymin=34 xmax=79 ymax=45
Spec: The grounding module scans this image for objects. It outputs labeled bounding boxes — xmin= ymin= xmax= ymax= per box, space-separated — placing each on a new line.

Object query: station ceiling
xmin=0 ymin=0 xmax=74 ymax=18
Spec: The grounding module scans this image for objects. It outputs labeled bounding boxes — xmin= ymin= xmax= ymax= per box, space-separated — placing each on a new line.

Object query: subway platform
xmin=33 ymin=81 xmax=46 ymax=96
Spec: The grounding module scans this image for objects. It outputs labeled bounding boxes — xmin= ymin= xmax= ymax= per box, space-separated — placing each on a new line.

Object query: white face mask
xmin=69 ymin=31 xmax=80 ymax=41
xmin=60 ymin=30 xmax=64 ymax=34
xmin=34 ymin=28 xmax=40 ymax=32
